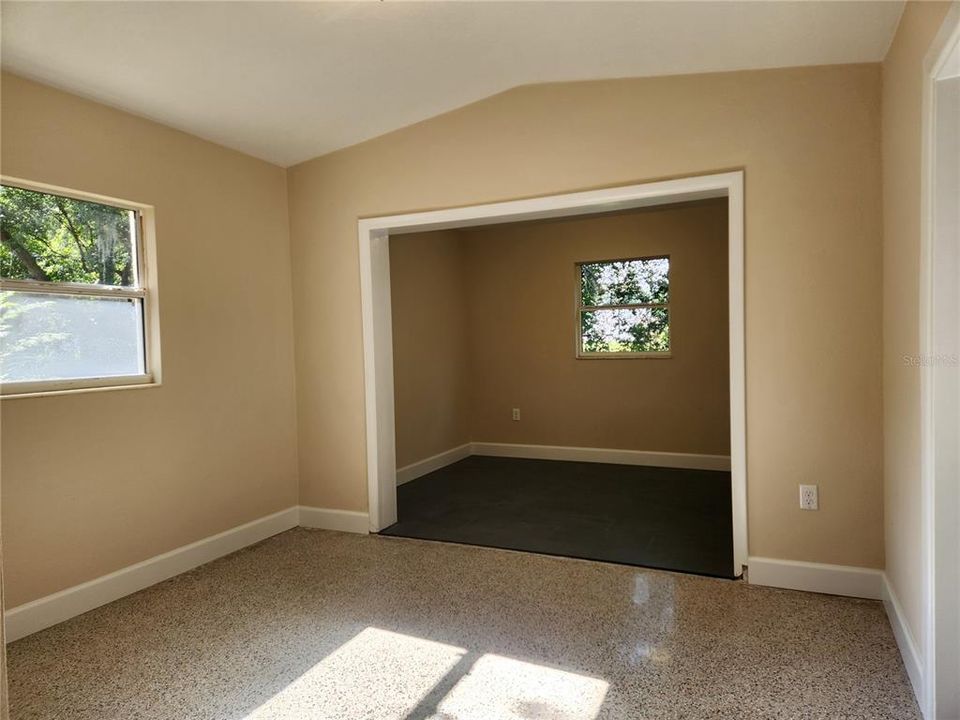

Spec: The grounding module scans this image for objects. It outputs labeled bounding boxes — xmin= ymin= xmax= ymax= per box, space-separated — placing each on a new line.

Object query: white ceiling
xmin=1 ymin=1 xmax=905 ymax=167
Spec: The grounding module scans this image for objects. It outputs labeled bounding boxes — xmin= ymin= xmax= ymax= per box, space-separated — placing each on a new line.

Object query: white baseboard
xmin=4 ymin=506 xmax=300 ymax=643
xmin=747 ymin=556 xmax=883 ymax=599
xmin=470 ymin=442 xmax=731 ymax=471
xmin=882 ymin=573 xmax=925 ymax=711
xmin=298 ymin=506 xmax=369 ymax=534
xmin=396 ymin=443 xmax=472 ymax=485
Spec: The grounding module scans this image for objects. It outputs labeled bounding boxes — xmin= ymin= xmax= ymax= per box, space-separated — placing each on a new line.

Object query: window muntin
xmin=577 ymin=256 xmax=670 ymax=357
xmin=0 ymin=182 xmax=150 ymax=393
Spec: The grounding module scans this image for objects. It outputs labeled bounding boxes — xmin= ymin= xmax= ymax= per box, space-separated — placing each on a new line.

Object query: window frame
xmin=0 ymin=177 xmax=160 ymax=398
xmin=575 ymin=254 xmax=672 ymax=360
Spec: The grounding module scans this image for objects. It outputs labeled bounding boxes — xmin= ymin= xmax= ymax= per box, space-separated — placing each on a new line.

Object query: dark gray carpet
xmin=381 ymin=455 xmax=735 ymax=578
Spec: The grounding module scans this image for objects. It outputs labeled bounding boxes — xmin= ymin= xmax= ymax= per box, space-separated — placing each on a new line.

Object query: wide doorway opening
xmin=382 ymin=200 xmax=732 ymax=576
xmin=358 ymin=172 xmax=746 ymax=578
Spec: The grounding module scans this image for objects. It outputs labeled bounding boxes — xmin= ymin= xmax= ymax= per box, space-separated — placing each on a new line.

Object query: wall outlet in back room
xmin=799 ymin=484 xmax=819 ymax=510
xmin=512 ymin=408 xmax=520 ymax=421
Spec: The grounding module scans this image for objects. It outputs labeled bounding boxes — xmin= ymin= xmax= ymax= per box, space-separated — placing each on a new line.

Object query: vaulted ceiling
xmin=1 ymin=1 xmax=905 ymax=166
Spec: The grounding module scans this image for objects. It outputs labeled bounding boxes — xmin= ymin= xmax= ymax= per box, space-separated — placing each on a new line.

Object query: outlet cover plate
xmin=799 ymin=484 xmax=819 ymax=510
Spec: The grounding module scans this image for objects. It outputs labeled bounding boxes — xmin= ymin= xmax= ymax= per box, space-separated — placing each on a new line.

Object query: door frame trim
xmin=357 ymin=170 xmax=748 ymax=576
xmin=920 ymin=5 xmax=960 ymax=717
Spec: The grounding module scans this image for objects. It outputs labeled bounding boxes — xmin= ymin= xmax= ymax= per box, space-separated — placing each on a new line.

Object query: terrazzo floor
xmin=7 ymin=528 xmax=918 ymax=720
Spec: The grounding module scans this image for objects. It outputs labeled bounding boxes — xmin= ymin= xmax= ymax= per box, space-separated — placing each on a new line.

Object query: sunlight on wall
xmin=243 ymin=627 xmax=609 ymax=720
xmin=434 ymin=653 xmax=609 ymax=720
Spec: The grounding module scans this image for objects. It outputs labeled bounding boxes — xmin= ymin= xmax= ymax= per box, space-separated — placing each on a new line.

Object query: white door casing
xmin=358 ymin=171 xmax=748 ymax=577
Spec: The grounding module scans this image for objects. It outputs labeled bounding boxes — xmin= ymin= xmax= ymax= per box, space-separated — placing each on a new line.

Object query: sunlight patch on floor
xmin=245 ymin=627 xmax=466 ymax=719
xmin=242 ymin=627 xmax=608 ymax=720
xmin=431 ymin=653 xmax=609 ymax=720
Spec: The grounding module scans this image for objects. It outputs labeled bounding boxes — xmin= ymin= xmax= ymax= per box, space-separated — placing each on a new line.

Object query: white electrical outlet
xmin=799 ymin=484 xmax=819 ymax=510
xmin=512 ymin=408 xmax=520 ymax=421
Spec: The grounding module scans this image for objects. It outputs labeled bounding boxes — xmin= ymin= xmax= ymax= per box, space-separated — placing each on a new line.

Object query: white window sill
xmin=577 ymin=353 xmax=673 ymax=360
xmin=0 ymin=374 xmax=158 ymax=400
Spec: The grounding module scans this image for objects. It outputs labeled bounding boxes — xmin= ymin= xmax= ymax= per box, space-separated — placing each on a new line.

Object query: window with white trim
xmin=0 ymin=182 xmax=153 ymax=395
xmin=577 ymin=256 xmax=670 ymax=357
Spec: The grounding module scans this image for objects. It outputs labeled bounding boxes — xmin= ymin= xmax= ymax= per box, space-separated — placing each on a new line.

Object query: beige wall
xmin=390 ymin=230 xmax=471 ymax=468
xmin=390 ymin=202 xmax=729 ymax=466
xmin=881 ymin=1 xmax=954 ymax=652
xmin=0 ymin=59 xmax=897 ymax=611
xmin=463 ymin=201 xmax=729 ymax=454
xmin=0 ymin=74 xmax=300 ymax=607
xmin=289 ymin=64 xmax=885 ymax=568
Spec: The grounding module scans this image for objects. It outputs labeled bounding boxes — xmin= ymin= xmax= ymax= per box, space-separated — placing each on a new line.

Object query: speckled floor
xmin=7 ymin=528 xmax=918 ymax=720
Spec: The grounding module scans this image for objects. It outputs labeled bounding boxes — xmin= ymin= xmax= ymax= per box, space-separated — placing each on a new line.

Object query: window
xmin=577 ymin=256 xmax=670 ymax=357
xmin=0 ymin=181 xmax=155 ymax=395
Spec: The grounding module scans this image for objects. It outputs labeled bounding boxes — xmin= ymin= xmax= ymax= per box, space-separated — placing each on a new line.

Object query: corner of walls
xmin=879 ymin=0 xmax=956 ymax=696
xmin=279 ymin=162 xmax=304 ymax=509
xmin=882 ymin=572 xmax=925 ymax=708
xmin=389 ymin=228 xmax=474 ymax=469
xmin=4 ymin=504 xmax=377 ymax=645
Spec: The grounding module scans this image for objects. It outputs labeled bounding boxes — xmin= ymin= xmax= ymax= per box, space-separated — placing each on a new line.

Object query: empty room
xmin=0 ymin=2 xmax=958 ymax=719
xmin=386 ymin=201 xmax=735 ymax=577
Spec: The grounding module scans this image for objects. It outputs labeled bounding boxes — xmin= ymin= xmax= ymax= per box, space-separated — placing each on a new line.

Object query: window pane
xmin=0 ymin=185 xmax=137 ymax=286
xmin=581 ymin=307 xmax=670 ymax=353
xmin=580 ymin=257 xmax=669 ymax=307
xmin=0 ymin=291 xmax=144 ymax=382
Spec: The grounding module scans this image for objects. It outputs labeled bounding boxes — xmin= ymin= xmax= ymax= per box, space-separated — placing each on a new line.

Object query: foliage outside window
xmin=0 ymin=182 xmax=150 ymax=392
xmin=577 ymin=256 xmax=670 ymax=357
